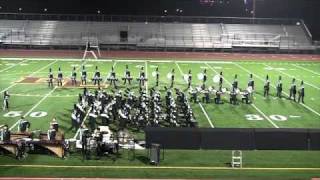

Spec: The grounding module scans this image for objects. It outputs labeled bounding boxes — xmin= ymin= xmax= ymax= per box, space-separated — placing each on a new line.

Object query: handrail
xmin=0 ymin=13 xmax=301 ymax=25
xmin=300 ymin=19 xmax=312 ymax=41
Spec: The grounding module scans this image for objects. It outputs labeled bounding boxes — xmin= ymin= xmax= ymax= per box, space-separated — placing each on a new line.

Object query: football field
xmin=1 ymin=57 xmax=320 ymax=139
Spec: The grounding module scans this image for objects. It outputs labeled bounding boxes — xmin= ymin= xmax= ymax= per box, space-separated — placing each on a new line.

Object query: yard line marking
xmin=300 ymin=103 xmax=320 ymax=117
xmin=145 ymin=60 xmax=148 ymax=93
xmin=175 ymin=61 xmax=214 ymax=128
xmin=9 ymin=60 xmax=86 ymax=131
xmin=251 ymin=104 xmax=279 ymax=128
xmin=0 ymin=59 xmax=29 ymax=73
xmin=175 ymin=61 xmax=185 ymax=77
xmin=205 ymin=62 xmax=279 ymax=128
xmin=9 ymin=86 xmax=58 ymax=131
xmin=292 ymin=64 xmax=320 ymax=76
xmin=234 ymin=62 xmax=320 ymax=118
xmin=264 ymin=64 xmax=320 ymax=90
xmin=198 ymin=102 xmax=214 ymax=128
xmin=0 ymin=60 xmax=59 ymax=94
xmin=1 ymin=164 xmax=320 ymax=170
xmin=0 ymin=83 xmax=17 ymax=94
xmin=73 ymin=108 xmax=91 ymax=140
xmin=29 ymin=60 xmax=58 ymax=77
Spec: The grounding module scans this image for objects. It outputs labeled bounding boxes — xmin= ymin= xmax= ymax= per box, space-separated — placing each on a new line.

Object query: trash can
xmin=149 ymin=143 xmax=160 ymax=165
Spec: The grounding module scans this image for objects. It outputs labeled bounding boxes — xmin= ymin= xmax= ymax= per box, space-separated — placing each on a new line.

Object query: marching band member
xmin=138 ymin=66 xmax=146 ymax=89
xmin=18 ymin=116 xmax=31 ymax=133
xmin=298 ymin=80 xmax=305 ymax=103
xmin=187 ymin=70 xmax=192 ymax=89
xmin=71 ymin=66 xmax=77 ymax=86
xmin=155 ymin=67 xmax=160 ymax=87
xmin=71 ymin=108 xmax=81 ymax=132
xmin=202 ymin=69 xmax=207 ymax=89
xmin=189 ymin=87 xmax=198 ymax=103
xmin=88 ymin=106 xmax=98 ymax=131
xmin=50 ymin=117 xmax=59 ymax=132
xmin=3 ymin=91 xmax=10 ymax=111
xmin=57 ymin=67 xmax=63 ymax=86
xmin=276 ymin=76 xmax=283 ymax=98
xmin=48 ymin=68 xmax=54 ymax=88
xmin=289 ymin=78 xmax=297 ymax=101
xmin=170 ymin=69 xmax=175 ymax=88
xmin=215 ymin=86 xmax=223 ymax=104
xmin=232 ymin=74 xmax=238 ymax=89
xmin=248 ymin=74 xmax=254 ymax=90
xmin=93 ymin=66 xmax=101 ymax=86
xmin=241 ymin=90 xmax=250 ymax=104
xmin=81 ymin=65 xmax=87 ymax=85
xmin=123 ymin=65 xmax=132 ymax=85
xmin=263 ymin=75 xmax=270 ymax=98
xmin=47 ymin=125 xmax=56 ymax=141
xmin=109 ymin=66 xmax=117 ymax=88
xmin=229 ymin=87 xmax=237 ymax=105
xmin=0 ymin=125 xmax=10 ymax=142
xmin=219 ymin=71 xmax=223 ymax=87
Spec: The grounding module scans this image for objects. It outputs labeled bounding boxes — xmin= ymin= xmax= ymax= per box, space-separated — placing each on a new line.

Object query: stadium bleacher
xmin=0 ymin=19 xmax=314 ymax=50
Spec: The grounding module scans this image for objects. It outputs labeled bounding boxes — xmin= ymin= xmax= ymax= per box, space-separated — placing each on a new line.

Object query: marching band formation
xmin=71 ymin=86 xmax=197 ymax=133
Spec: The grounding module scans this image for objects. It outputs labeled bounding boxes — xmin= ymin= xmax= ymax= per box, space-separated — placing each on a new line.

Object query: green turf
xmin=0 ymin=57 xmax=320 ymax=179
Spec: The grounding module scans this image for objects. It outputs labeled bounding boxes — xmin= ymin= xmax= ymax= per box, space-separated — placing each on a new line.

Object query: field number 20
xmin=3 ymin=111 xmax=47 ymax=118
xmin=245 ymin=114 xmax=287 ymax=121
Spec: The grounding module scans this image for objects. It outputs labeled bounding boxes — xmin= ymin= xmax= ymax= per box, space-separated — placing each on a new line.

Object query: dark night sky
xmin=0 ymin=0 xmax=319 ymax=40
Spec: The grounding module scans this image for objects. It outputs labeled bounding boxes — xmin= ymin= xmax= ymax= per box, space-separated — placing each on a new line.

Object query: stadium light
xmin=43 ymin=8 xmax=48 ymax=12
xmin=97 ymin=10 xmax=101 ymax=14
xmin=18 ymin=7 xmax=22 ymax=12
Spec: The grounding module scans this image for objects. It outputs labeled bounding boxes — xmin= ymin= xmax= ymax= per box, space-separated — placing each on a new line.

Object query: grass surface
xmin=0 ymin=57 xmax=320 ymax=179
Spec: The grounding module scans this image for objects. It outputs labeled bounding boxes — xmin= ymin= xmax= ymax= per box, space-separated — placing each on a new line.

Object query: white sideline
xmin=264 ymin=64 xmax=320 ymax=90
xmin=0 ymin=60 xmax=58 ymax=94
xmin=233 ymin=62 xmax=320 ymax=118
xmin=292 ymin=64 xmax=320 ymax=76
xmin=175 ymin=61 xmax=214 ymax=128
xmin=0 ymin=59 xmax=29 ymax=73
xmin=205 ymin=62 xmax=279 ymax=128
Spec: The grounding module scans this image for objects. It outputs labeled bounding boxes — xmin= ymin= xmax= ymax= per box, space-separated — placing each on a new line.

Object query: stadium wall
xmin=145 ymin=128 xmax=320 ymax=150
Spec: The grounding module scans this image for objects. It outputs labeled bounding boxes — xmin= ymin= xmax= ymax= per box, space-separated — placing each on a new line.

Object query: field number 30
xmin=245 ymin=114 xmax=287 ymax=121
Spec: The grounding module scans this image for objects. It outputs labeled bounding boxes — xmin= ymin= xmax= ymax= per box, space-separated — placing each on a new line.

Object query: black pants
xmin=289 ymin=90 xmax=296 ymax=101
xmin=276 ymin=88 xmax=282 ymax=98
xmin=264 ymin=89 xmax=269 ymax=97
xmin=81 ymin=77 xmax=87 ymax=85
xmin=48 ymin=79 xmax=53 ymax=87
xmin=298 ymin=94 xmax=304 ymax=103
xmin=3 ymin=100 xmax=9 ymax=110
xmin=94 ymin=79 xmax=100 ymax=86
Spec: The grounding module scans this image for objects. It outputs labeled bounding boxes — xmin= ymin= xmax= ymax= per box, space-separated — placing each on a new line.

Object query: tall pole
xmin=252 ymin=0 xmax=256 ymax=23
